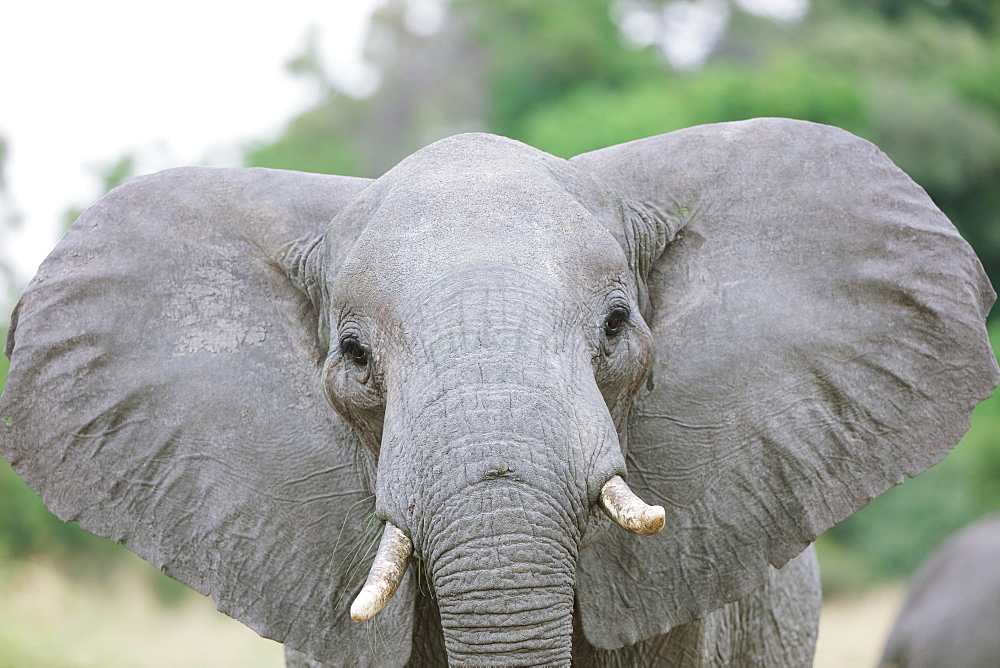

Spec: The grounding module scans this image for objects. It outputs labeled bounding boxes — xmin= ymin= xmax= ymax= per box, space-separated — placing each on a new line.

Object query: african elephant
xmin=0 ymin=118 xmax=997 ymax=666
xmin=880 ymin=513 xmax=1000 ymax=668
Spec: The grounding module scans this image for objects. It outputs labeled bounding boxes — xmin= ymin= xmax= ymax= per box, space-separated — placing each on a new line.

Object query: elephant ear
xmin=571 ymin=118 xmax=1000 ymax=649
xmin=0 ymin=167 xmax=416 ymax=666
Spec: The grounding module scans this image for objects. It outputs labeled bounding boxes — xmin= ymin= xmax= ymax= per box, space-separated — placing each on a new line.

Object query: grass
xmin=0 ymin=548 xmax=906 ymax=667
xmin=815 ymin=584 xmax=905 ymax=668
xmin=0 ymin=552 xmax=283 ymax=667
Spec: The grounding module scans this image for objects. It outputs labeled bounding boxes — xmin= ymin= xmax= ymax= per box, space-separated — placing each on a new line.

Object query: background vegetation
xmin=0 ymin=0 xmax=998 ymax=642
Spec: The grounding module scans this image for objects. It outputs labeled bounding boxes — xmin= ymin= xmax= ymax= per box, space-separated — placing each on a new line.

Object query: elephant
xmin=880 ymin=513 xmax=1000 ymax=668
xmin=0 ymin=118 xmax=997 ymax=666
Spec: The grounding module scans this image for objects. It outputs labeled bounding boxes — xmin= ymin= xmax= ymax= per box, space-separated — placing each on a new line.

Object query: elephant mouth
xmin=350 ymin=474 xmax=664 ymax=622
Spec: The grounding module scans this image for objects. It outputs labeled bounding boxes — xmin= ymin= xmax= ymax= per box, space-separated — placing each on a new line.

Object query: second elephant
xmin=881 ymin=514 xmax=1000 ymax=668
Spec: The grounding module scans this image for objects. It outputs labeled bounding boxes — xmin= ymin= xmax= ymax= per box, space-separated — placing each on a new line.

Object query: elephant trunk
xmin=426 ymin=486 xmax=577 ymax=666
xmin=371 ymin=312 xmax=628 ymax=664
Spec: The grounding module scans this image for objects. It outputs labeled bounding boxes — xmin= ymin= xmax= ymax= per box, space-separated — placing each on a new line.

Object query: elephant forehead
xmin=341 ymin=180 xmax=628 ymax=306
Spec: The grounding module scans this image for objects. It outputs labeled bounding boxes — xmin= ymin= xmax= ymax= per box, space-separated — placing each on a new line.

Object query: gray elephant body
xmin=1 ymin=119 xmax=997 ymax=666
xmin=880 ymin=514 xmax=1000 ymax=668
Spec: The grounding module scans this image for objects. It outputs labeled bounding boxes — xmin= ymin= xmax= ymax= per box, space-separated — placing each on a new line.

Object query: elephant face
xmin=1 ymin=119 xmax=997 ymax=666
xmin=323 ymin=138 xmax=652 ymax=487
xmin=319 ymin=138 xmax=658 ymax=661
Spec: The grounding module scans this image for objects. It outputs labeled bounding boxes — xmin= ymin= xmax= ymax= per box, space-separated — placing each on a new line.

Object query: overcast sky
xmin=0 ymin=1 xmax=379 ymax=299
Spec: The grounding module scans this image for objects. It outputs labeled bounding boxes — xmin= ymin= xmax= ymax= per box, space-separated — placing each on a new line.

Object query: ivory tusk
xmin=350 ymin=522 xmax=413 ymax=622
xmin=599 ymin=475 xmax=666 ymax=536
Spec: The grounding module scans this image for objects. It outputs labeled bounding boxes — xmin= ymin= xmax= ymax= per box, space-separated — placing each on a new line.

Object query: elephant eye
xmin=604 ymin=308 xmax=629 ymax=337
xmin=340 ymin=338 xmax=369 ymax=367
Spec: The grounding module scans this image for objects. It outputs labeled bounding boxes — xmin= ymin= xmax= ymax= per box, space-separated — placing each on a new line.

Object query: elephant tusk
xmin=350 ymin=522 xmax=413 ymax=622
xmin=599 ymin=475 xmax=666 ymax=536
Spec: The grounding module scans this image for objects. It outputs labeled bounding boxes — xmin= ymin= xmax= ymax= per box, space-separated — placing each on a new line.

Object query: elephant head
xmin=1 ymin=118 xmax=997 ymax=666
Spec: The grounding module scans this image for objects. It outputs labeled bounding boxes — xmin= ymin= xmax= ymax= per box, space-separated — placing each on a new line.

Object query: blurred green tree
xmin=516 ymin=5 xmax=1000 ymax=298
xmin=842 ymin=0 xmax=998 ymax=33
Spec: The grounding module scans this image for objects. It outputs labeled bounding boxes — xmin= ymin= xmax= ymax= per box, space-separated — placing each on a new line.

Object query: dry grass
xmin=815 ymin=584 xmax=905 ymax=668
xmin=0 ymin=554 xmax=906 ymax=667
xmin=0 ymin=553 xmax=283 ymax=667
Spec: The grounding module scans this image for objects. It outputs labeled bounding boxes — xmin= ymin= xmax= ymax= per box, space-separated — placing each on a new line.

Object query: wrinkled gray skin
xmin=880 ymin=514 xmax=1000 ymax=668
xmin=1 ymin=119 xmax=997 ymax=667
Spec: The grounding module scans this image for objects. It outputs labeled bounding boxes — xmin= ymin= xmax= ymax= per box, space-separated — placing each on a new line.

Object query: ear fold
xmin=571 ymin=118 xmax=999 ymax=649
xmin=0 ymin=167 xmax=414 ymax=666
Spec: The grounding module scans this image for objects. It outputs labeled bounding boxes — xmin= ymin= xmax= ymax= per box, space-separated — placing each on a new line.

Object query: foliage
xmin=841 ymin=0 xmax=999 ymax=33
xmin=455 ymin=0 xmax=664 ymax=135
xmin=247 ymin=0 xmax=489 ymax=178
xmin=516 ymin=55 xmax=868 ymax=157
xmin=514 ymin=7 xmax=1000 ymax=297
xmin=246 ymin=96 xmax=366 ymax=177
